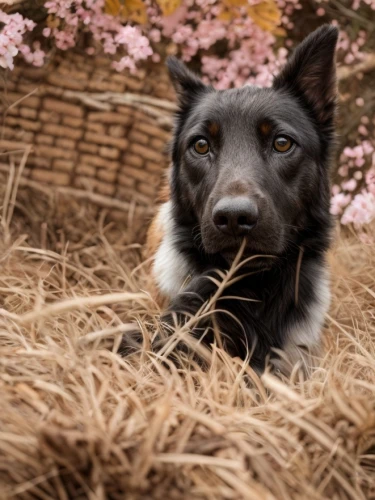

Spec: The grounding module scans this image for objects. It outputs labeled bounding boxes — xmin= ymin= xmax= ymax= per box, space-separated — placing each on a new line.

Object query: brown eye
xmin=273 ymin=136 xmax=293 ymax=153
xmin=194 ymin=138 xmax=209 ymax=155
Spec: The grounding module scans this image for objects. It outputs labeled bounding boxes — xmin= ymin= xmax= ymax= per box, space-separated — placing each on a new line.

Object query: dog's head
xmin=168 ymin=25 xmax=338 ymax=262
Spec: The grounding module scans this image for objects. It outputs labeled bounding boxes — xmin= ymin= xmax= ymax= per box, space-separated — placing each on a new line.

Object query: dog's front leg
xmin=118 ymin=272 xmax=218 ymax=361
xmin=157 ymin=272 xmax=219 ymax=357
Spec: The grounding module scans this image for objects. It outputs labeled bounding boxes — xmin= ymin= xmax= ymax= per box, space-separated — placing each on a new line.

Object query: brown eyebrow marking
xmin=208 ymin=122 xmax=220 ymax=137
xmin=259 ymin=122 xmax=272 ymax=136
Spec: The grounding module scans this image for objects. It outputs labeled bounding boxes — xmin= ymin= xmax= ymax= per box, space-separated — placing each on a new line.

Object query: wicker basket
xmin=0 ymin=51 xmax=176 ymax=216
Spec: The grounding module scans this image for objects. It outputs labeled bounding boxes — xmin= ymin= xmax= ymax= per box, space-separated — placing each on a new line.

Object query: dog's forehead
xmin=191 ymin=86 xmax=308 ymax=129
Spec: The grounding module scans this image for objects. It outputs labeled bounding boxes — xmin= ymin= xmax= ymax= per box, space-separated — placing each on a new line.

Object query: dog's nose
xmin=213 ymin=197 xmax=258 ymax=236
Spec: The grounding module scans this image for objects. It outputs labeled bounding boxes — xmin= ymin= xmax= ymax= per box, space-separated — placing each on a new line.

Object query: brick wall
xmin=0 ymin=51 xmax=176 ymax=206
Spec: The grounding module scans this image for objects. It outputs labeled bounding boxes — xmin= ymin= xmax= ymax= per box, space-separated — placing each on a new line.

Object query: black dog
xmin=138 ymin=25 xmax=338 ymax=373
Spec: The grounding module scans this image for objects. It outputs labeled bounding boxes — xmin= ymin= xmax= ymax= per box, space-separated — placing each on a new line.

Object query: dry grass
xmin=0 ymin=165 xmax=374 ymax=499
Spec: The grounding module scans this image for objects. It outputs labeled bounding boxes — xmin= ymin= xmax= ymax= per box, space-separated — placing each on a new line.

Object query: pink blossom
xmin=358 ymin=125 xmax=368 ymax=136
xmin=343 ymin=147 xmax=357 ymax=158
xmin=41 ymin=0 xmax=153 ymax=71
xmin=338 ymin=166 xmax=349 ymax=177
xmin=341 ymin=191 xmax=375 ymax=227
xmin=355 ymin=157 xmax=366 ymax=168
xmin=366 ymin=168 xmax=375 ymax=195
xmin=341 ymin=179 xmax=357 ymax=191
xmin=149 ymin=29 xmax=161 ymax=43
xmin=112 ymin=56 xmax=136 ymax=73
xmin=330 ymin=192 xmax=352 ymax=216
xmin=0 ymin=11 xmax=37 ymax=69
xmin=362 ymin=141 xmax=374 ymax=155
xmin=356 ymin=97 xmax=365 ymax=107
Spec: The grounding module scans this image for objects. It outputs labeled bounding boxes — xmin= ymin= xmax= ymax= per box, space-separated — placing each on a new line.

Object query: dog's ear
xmin=167 ymin=56 xmax=208 ymax=106
xmin=273 ymin=24 xmax=339 ymax=127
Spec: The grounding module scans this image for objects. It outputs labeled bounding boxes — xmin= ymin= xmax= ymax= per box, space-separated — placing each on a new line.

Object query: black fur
xmin=126 ymin=25 xmax=339 ymax=372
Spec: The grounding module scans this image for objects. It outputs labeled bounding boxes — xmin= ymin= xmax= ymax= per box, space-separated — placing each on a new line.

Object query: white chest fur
xmin=288 ymin=265 xmax=331 ymax=348
xmin=153 ymin=201 xmax=192 ymax=298
xmin=273 ymin=264 xmax=331 ymax=374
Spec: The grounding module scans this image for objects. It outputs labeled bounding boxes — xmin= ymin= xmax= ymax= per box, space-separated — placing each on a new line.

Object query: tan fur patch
xmin=146 ymin=211 xmax=164 ymax=260
xmin=145 ymin=206 xmax=169 ymax=308
xmin=259 ymin=122 xmax=272 ymax=136
xmin=208 ymin=122 xmax=220 ymax=137
xmin=156 ymin=168 xmax=171 ymax=204
xmin=157 ymin=179 xmax=171 ymax=204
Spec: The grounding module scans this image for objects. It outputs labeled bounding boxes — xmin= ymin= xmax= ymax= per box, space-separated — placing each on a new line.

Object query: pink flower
xmin=0 ymin=11 xmax=36 ymax=69
xmin=342 ymin=179 xmax=357 ymax=192
xmin=330 ymin=192 xmax=352 ymax=216
xmin=355 ymin=158 xmax=365 ymax=168
xmin=356 ymin=97 xmax=365 ymax=107
xmin=358 ymin=125 xmax=368 ymax=136
xmin=41 ymin=0 xmax=153 ymax=72
xmin=149 ymin=29 xmax=161 ymax=43
xmin=341 ymin=191 xmax=375 ymax=227
xmin=366 ymin=168 xmax=375 ymax=195
xmin=362 ymin=141 xmax=374 ymax=155
xmin=112 ymin=56 xmax=136 ymax=73
xmin=338 ymin=166 xmax=349 ymax=177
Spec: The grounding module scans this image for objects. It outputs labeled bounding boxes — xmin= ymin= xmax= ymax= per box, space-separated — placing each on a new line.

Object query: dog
xmin=137 ymin=25 xmax=338 ymax=374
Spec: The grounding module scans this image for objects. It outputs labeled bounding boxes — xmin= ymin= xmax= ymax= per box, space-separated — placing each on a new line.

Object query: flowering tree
xmin=1 ymin=0 xmax=375 ymax=231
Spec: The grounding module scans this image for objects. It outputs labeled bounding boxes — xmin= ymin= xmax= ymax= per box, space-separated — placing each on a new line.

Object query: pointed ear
xmin=273 ymin=25 xmax=339 ymax=128
xmin=167 ymin=56 xmax=208 ymax=106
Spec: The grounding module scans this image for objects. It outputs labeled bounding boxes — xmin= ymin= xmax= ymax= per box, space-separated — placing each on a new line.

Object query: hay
xmin=0 ymin=166 xmax=374 ymax=499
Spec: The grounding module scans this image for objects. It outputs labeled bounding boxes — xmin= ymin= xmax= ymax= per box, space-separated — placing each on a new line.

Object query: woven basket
xmin=0 ymin=51 xmax=176 ymax=218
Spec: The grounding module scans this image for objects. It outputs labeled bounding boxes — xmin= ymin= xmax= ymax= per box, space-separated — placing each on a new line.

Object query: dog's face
xmin=168 ymin=25 xmax=338 ymax=260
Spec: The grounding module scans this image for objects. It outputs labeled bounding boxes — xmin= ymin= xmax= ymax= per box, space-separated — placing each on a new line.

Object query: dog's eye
xmin=273 ymin=136 xmax=293 ymax=153
xmin=193 ymin=138 xmax=210 ymax=155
